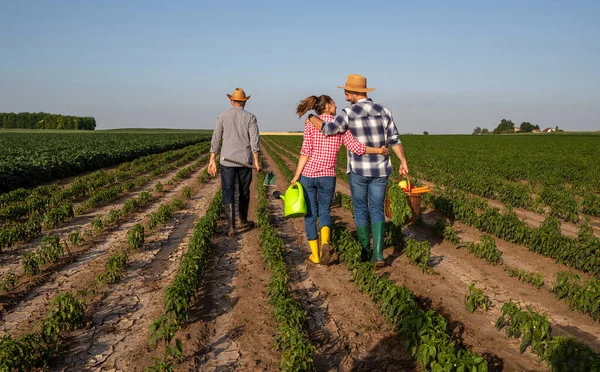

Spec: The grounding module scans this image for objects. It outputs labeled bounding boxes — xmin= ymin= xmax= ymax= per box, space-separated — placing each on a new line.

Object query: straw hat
xmin=336 ymin=74 xmax=375 ymax=92
xmin=227 ymin=87 xmax=251 ymax=101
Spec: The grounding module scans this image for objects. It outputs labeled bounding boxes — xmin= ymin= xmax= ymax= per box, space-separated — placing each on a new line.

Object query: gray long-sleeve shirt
xmin=210 ymin=106 xmax=260 ymax=167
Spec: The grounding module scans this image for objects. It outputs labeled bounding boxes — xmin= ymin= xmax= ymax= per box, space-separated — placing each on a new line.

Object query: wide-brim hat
xmin=227 ymin=87 xmax=251 ymax=101
xmin=336 ymin=74 xmax=375 ymax=92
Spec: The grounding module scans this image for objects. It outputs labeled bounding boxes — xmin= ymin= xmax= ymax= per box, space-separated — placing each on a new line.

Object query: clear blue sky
xmin=1 ymin=0 xmax=599 ymax=133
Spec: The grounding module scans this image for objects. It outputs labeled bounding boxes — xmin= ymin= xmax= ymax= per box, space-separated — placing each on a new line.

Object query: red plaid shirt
xmin=300 ymin=114 xmax=366 ymax=177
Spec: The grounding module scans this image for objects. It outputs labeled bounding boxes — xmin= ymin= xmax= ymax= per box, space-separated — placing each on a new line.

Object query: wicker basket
xmin=385 ymin=175 xmax=422 ymax=223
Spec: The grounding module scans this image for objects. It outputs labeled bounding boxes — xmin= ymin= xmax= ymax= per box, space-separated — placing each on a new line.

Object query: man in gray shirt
xmin=208 ymin=87 xmax=261 ymax=236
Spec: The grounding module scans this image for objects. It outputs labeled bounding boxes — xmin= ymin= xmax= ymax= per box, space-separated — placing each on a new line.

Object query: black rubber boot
xmin=223 ymin=203 xmax=235 ymax=237
xmin=238 ymin=201 xmax=254 ymax=229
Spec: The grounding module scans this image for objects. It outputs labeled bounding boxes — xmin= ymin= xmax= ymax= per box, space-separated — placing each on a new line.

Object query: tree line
xmin=473 ymin=119 xmax=561 ymax=135
xmin=0 ymin=112 xmax=96 ymax=130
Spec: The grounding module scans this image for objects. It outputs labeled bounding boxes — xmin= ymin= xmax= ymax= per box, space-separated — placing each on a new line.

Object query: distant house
xmin=543 ymin=127 xmax=556 ymax=133
xmin=514 ymin=128 xmax=521 ymax=132
xmin=532 ymin=129 xmax=541 ymax=133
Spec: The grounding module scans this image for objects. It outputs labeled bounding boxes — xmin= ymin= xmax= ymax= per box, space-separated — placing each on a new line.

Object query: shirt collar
xmin=357 ymin=98 xmax=371 ymax=103
xmin=231 ymin=106 xmax=244 ymax=110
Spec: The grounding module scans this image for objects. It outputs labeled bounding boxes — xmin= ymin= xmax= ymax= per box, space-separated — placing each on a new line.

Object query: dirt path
xmin=0 ymin=165 xmax=210 ymax=338
xmin=262 ymin=148 xmax=416 ymax=371
xmin=173 ymin=174 xmax=282 ymax=371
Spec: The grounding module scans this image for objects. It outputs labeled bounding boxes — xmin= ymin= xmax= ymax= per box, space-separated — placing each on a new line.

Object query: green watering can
xmin=273 ymin=183 xmax=307 ymax=218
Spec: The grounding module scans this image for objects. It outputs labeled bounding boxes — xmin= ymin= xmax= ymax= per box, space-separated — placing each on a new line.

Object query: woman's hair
xmin=296 ymin=95 xmax=332 ymax=117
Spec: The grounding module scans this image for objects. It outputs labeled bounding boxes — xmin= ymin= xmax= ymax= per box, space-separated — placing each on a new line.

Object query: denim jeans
xmin=300 ymin=176 xmax=336 ymax=241
xmin=220 ymin=165 xmax=252 ymax=219
xmin=348 ymin=172 xmax=388 ymax=228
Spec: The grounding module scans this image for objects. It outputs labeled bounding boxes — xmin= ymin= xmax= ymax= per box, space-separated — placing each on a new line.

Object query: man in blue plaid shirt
xmin=307 ymin=74 xmax=409 ymax=268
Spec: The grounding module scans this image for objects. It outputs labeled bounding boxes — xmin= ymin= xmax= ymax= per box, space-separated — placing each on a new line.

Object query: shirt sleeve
xmin=210 ymin=114 xmax=224 ymax=154
xmin=341 ymin=130 xmax=366 ymax=155
xmin=385 ymin=108 xmax=401 ymax=147
xmin=322 ymin=109 xmax=349 ymax=136
xmin=248 ymin=114 xmax=260 ymax=152
xmin=300 ymin=125 xmax=314 ymax=156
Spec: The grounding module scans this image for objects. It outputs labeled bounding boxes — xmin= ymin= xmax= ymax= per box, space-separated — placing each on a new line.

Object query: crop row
xmin=255 ymin=170 xmax=315 ymax=371
xmin=148 ymin=190 xmax=222 ymax=368
xmin=427 ymin=216 xmax=600 ymax=323
xmin=332 ymin=225 xmax=488 ymax=370
xmin=0 ymin=144 xmax=210 ymax=251
xmin=495 ymin=302 xmax=599 ymax=370
xmin=423 ymin=187 xmax=600 ymax=277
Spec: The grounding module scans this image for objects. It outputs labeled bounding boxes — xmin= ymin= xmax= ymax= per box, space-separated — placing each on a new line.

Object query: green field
xmin=0 ymin=130 xmax=212 ymax=193
xmin=264 ymin=133 xmax=600 ymax=219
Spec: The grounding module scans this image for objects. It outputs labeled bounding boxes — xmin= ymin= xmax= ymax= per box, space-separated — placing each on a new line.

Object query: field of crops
xmin=0 ymin=131 xmax=599 ymax=371
xmin=0 ymin=130 xmax=212 ymax=193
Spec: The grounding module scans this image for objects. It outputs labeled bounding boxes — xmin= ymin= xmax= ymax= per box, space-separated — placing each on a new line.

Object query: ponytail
xmin=296 ymin=95 xmax=333 ymax=117
xmin=296 ymin=96 xmax=318 ymax=118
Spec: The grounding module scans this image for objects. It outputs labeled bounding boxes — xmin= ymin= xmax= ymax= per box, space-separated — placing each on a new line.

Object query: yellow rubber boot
xmin=320 ymin=226 xmax=331 ymax=265
xmin=308 ymin=240 xmax=320 ymax=264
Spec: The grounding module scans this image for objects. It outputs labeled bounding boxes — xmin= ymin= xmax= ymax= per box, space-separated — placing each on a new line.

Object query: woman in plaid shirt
xmin=293 ymin=95 xmax=389 ymax=265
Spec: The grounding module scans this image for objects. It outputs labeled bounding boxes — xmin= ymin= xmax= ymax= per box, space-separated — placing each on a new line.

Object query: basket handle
xmin=400 ymin=174 xmax=412 ymax=196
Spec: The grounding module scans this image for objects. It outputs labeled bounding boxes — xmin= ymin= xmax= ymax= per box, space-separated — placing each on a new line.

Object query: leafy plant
xmin=127 ymin=224 xmax=145 ymax=251
xmin=42 ymin=292 xmax=86 ymax=337
xmin=91 ymin=216 xmax=105 ymax=232
xmin=465 ymin=235 xmax=502 ymax=264
xmin=96 ymin=250 xmax=128 ymax=284
xmin=507 ymin=268 xmax=544 ymax=288
xmin=495 ymin=302 xmax=551 ymax=355
xmin=0 ymin=272 xmax=17 ymax=291
xmin=155 ymin=182 xmax=163 ymax=193
xmin=107 ymin=208 xmax=122 ymax=223
xmin=465 ymin=283 xmax=491 ymax=313
xmin=552 ymin=272 xmax=600 ymax=321
xmin=22 ymin=251 xmax=40 ymax=276
xmin=68 ymin=230 xmax=81 ymax=246
xmin=387 ymin=182 xmax=412 ymax=226
xmin=181 ymin=186 xmax=192 ymax=199
xmin=171 ymin=198 xmax=183 ymax=210
xmin=37 ymin=235 xmax=64 ymax=265
xmin=405 ymin=238 xmax=434 ymax=273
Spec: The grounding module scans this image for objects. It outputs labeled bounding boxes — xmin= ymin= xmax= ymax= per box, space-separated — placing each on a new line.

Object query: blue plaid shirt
xmin=321 ymin=98 xmax=401 ymax=177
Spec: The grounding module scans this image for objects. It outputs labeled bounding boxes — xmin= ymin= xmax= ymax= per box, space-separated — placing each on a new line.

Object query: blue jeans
xmin=220 ymin=165 xmax=252 ymax=220
xmin=300 ymin=176 xmax=336 ymax=241
xmin=349 ymin=172 xmax=388 ymax=228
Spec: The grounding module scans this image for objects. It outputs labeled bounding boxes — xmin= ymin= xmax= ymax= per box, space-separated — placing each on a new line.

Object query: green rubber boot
xmin=371 ymin=222 xmax=386 ymax=268
xmin=356 ymin=225 xmax=371 ymax=262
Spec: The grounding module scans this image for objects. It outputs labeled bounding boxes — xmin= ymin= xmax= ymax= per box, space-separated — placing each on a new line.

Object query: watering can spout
xmin=273 ymin=191 xmax=284 ymax=200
